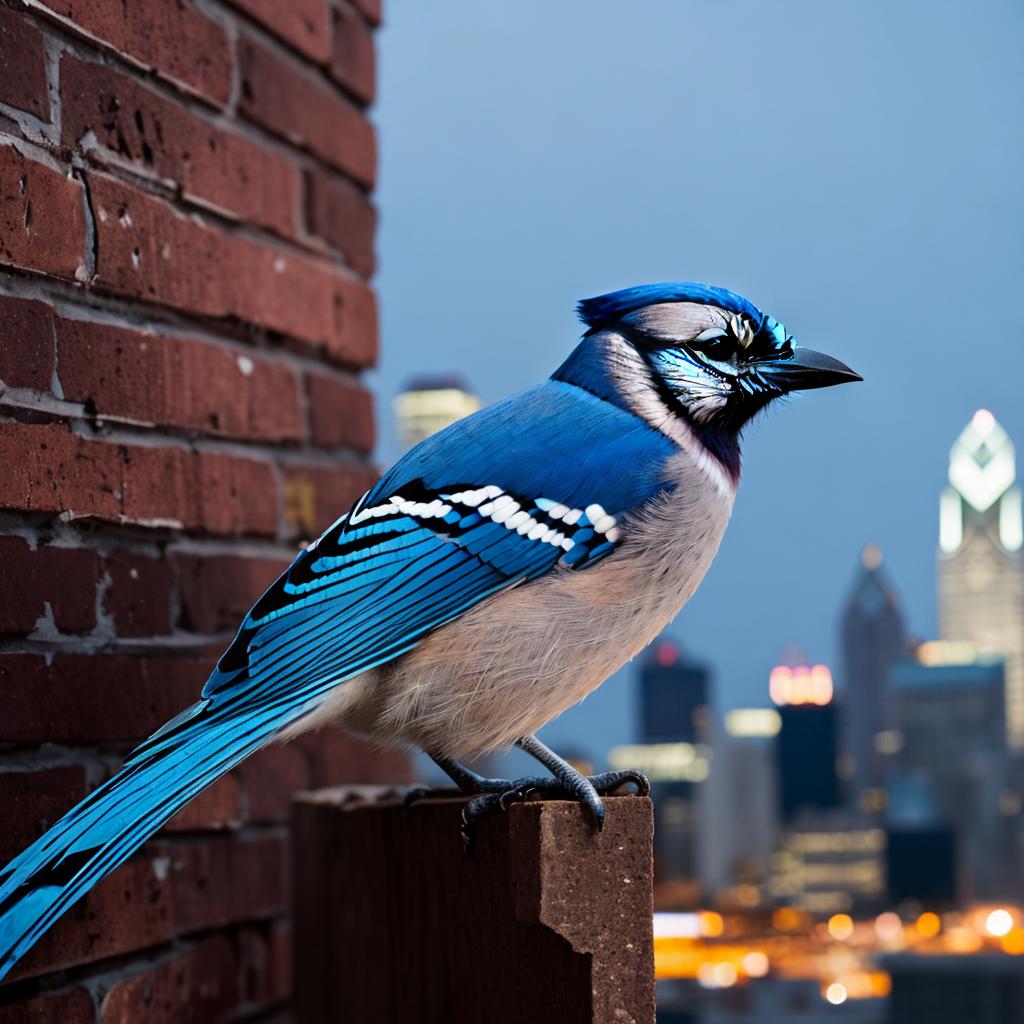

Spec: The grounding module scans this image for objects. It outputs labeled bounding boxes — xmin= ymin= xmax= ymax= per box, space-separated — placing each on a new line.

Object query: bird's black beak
xmin=756 ymin=348 xmax=862 ymax=392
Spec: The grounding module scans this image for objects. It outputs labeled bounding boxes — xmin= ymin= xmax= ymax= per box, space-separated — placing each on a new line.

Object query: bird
xmin=0 ymin=280 xmax=859 ymax=980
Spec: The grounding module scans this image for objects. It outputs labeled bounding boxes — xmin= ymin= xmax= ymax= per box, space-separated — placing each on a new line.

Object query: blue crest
xmin=577 ymin=281 xmax=790 ymax=350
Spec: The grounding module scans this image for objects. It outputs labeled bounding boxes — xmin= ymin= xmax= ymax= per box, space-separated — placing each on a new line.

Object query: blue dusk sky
xmin=371 ymin=1 xmax=1024 ymax=765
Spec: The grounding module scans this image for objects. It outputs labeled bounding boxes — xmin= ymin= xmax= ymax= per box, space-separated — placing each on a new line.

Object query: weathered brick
xmin=173 ymin=552 xmax=287 ymax=634
xmin=61 ymin=55 xmax=301 ymax=238
xmin=238 ymin=920 xmax=292 ymax=1006
xmin=102 ymin=552 xmax=174 ymax=636
xmin=169 ymin=836 xmax=288 ymax=933
xmin=164 ymin=774 xmax=244 ymax=831
xmin=88 ymin=173 xmax=377 ymax=365
xmin=0 ymin=765 xmax=87 ymax=863
xmin=329 ymin=4 xmax=376 ymax=104
xmin=304 ymin=371 xmax=375 ymax=452
xmin=0 ymin=537 xmax=99 ymax=634
xmin=305 ymin=169 xmax=375 ymax=277
xmin=57 ymin=319 xmax=303 ymax=443
xmin=0 ymin=146 xmax=86 ymax=281
xmin=0 ymin=6 xmax=49 ymax=119
xmin=40 ymin=0 xmax=231 ymax=105
xmin=0 ymin=422 xmax=122 ymax=521
xmin=238 ymin=36 xmax=376 ymax=187
xmin=0 ymin=988 xmax=95 ymax=1024
xmin=351 ymin=0 xmax=382 ymax=27
xmin=0 ymin=295 xmax=54 ymax=391
xmin=283 ymin=463 xmax=376 ymax=537
xmin=100 ymin=937 xmax=238 ymax=1024
xmin=121 ymin=444 xmax=279 ymax=537
xmin=244 ymin=744 xmax=311 ymax=823
xmin=12 ymin=852 xmax=175 ymax=982
xmin=0 ymin=653 xmax=208 ymax=746
xmin=228 ymin=0 xmax=330 ymax=62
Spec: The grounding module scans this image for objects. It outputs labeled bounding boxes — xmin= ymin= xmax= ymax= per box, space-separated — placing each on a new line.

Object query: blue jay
xmin=0 ymin=281 xmax=858 ymax=980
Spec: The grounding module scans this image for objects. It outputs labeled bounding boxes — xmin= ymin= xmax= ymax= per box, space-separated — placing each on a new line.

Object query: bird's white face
xmin=617 ymin=301 xmax=793 ymax=427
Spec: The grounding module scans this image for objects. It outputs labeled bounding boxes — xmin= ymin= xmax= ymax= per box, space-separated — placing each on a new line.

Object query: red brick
xmin=228 ymin=0 xmax=330 ymax=62
xmin=172 ymin=552 xmax=287 ymax=634
xmin=296 ymin=728 xmax=410 ymax=788
xmin=100 ymin=937 xmax=237 ymax=1024
xmin=0 ymin=988 xmax=95 ymax=1024
xmin=0 ymin=7 xmax=49 ymax=119
xmin=121 ymin=444 xmax=279 ymax=537
xmin=0 ymin=765 xmax=87 ymax=862
xmin=13 ymin=851 xmax=176 ymax=982
xmin=0 ymin=422 xmax=122 ymax=521
xmin=0 ymin=146 xmax=86 ymax=281
xmin=164 ymin=774 xmax=243 ymax=831
xmin=0 ymin=653 xmax=208 ymax=746
xmin=0 ymin=537 xmax=99 ymax=634
xmin=88 ymin=173 xmax=377 ymax=365
xmin=169 ymin=836 xmax=287 ymax=933
xmin=0 ymin=295 xmax=55 ymax=391
xmin=102 ymin=552 xmax=174 ymax=636
xmin=244 ymin=744 xmax=311 ymax=823
xmin=351 ymin=0 xmax=382 ymax=26
xmin=238 ymin=36 xmax=376 ymax=187
xmin=57 ymin=319 xmax=303 ymax=443
xmin=305 ymin=371 xmax=375 ymax=451
xmin=238 ymin=920 xmax=292 ymax=1006
xmin=283 ymin=463 xmax=376 ymax=537
xmin=304 ymin=169 xmax=375 ymax=277
xmin=40 ymin=0 xmax=231 ymax=106
xmin=60 ymin=55 xmax=301 ymax=238
xmin=329 ymin=4 xmax=376 ymax=104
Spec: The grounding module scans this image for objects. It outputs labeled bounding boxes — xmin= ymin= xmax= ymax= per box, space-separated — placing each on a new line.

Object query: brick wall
xmin=0 ymin=0 xmax=405 ymax=1019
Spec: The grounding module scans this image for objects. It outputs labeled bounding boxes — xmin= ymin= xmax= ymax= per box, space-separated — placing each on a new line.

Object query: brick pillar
xmin=0 ymin=1 xmax=404 ymax=1019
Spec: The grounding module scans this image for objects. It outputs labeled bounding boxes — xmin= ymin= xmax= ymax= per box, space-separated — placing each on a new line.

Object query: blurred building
xmin=702 ymin=708 xmax=781 ymax=901
xmin=393 ymin=374 xmax=481 ymax=449
xmin=615 ymin=640 xmax=711 ymax=900
xmin=840 ymin=545 xmax=905 ymax=804
xmin=888 ymin=643 xmax=1011 ymax=901
xmin=770 ymin=810 xmax=887 ymax=915
xmin=885 ymin=954 xmax=1024 ymax=1024
xmin=771 ymin=661 xmax=841 ymax=822
xmin=938 ymin=410 xmax=1024 ymax=748
xmin=885 ymin=826 xmax=957 ymax=908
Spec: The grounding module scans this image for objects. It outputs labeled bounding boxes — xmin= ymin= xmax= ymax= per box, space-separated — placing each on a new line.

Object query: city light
xmin=827 ymin=913 xmax=854 ymax=941
xmin=652 ymin=912 xmax=701 ymax=939
xmin=698 ymin=911 xmax=725 ymax=938
xmin=825 ymin=982 xmax=848 ymax=1005
xmin=608 ymin=742 xmax=710 ymax=782
xmin=874 ymin=912 xmax=903 ymax=943
xmin=984 ymin=908 xmax=1014 ymax=937
xmin=742 ymin=951 xmax=770 ymax=978
xmin=724 ymin=707 xmax=782 ymax=738
xmin=915 ymin=912 xmax=941 ymax=939
xmin=769 ymin=663 xmax=833 ymax=706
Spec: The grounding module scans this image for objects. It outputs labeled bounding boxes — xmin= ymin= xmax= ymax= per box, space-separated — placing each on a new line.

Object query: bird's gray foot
xmin=458 ymin=760 xmax=650 ymax=855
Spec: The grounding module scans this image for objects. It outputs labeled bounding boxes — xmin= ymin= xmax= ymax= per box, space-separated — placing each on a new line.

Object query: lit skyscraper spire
xmin=938 ymin=410 xmax=1024 ymax=747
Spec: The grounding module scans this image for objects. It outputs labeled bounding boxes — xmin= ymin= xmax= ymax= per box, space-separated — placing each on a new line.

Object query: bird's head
xmin=560 ymin=281 xmax=861 ymax=477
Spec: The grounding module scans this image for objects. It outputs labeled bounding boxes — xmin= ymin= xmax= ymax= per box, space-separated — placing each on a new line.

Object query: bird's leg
xmin=459 ymin=734 xmax=650 ymax=855
xmin=404 ymin=753 xmax=550 ymax=807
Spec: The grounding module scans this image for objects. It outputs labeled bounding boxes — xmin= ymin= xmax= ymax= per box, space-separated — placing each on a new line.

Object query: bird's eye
xmin=691 ymin=327 xmax=735 ymax=363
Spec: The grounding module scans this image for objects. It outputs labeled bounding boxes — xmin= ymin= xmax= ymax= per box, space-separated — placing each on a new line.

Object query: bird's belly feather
xmin=289 ymin=451 xmax=734 ymax=758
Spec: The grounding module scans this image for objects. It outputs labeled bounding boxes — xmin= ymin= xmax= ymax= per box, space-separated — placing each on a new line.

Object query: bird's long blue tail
xmin=0 ymin=697 xmax=299 ymax=983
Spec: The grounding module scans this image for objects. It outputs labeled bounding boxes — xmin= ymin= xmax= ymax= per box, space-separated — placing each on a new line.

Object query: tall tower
xmin=840 ymin=545 xmax=905 ymax=799
xmin=393 ymin=375 xmax=481 ymax=451
xmin=938 ymin=410 xmax=1024 ymax=747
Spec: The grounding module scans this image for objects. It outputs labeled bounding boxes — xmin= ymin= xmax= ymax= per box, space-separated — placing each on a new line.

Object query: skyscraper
xmin=938 ymin=410 xmax=1024 ymax=747
xmin=771 ymin=661 xmax=841 ymax=821
xmin=393 ymin=374 xmax=481 ymax=450
xmin=840 ymin=544 xmax=906 ymax=800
